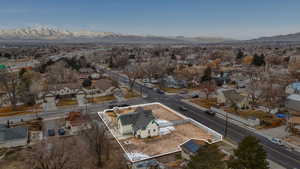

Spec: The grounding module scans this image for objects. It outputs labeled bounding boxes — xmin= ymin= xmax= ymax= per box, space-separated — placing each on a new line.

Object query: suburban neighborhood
xmin=1 ymin=1 xmax=300 ymax=169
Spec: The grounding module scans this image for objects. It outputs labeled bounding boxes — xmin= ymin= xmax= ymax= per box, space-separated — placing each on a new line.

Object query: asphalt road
xmin=102 ymin=68 xmax=300 ymax=169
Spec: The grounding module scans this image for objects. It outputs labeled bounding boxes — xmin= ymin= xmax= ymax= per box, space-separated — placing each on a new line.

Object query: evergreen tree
xmin=236 ymin=49 xmax=245 ymax=60
xmin=82 ymin=79 xmax=92 ymax=88
xmin=201 ymin=66 xmax=212 ymax=82
xmin=252 ymin=53 xmax=266 ymax=66
xmin=227 ymin=136 xmax=269 ymax=169
xmin=187 ymin=143 xmax=226 ymax=169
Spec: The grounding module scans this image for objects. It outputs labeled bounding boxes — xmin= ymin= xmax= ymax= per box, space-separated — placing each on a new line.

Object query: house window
xmin=153 ymin=129 xmax=156 ymax=132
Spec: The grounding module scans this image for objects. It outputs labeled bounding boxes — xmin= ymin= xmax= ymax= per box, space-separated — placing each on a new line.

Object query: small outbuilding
xmin=0 ymin=124 xmax=28 ymax=148
xmin=180 ymin=139 xmax=205 ymax=160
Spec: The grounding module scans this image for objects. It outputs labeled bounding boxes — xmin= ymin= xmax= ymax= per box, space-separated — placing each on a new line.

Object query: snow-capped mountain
xmin=0 ymin=26 xmax=234 ymax=44
xmin=0 ymin=27 xmax=119 ymax=40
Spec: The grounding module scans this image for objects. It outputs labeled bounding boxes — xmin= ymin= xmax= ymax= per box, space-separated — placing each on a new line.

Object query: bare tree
xmin=82 ymin=121 xmax=109 ymax=168
xmin=260 ymin=77 xmax=285 ymax=113
xmin=199 ymin=81 xmax=216 ymax=100
xmin=46 ymin=61 xmax=78 ymax=85
xmin=26 ymin=137 xmax=87 ymax=169
xmin=124 ymin=63 xmax=144 ymax=91
xmin=247 ymin=79 xmax=263 ymax=106
xmin=0 ymin=68 xmax=19 ymax=110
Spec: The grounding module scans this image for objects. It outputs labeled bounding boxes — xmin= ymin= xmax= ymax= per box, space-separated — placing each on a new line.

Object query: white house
xmin=117 ymin=108 xmax=159 ymax=138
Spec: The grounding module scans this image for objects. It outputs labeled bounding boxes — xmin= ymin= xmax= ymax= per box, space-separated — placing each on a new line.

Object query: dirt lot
xmin=105 ymin=103 xmax=214 ymax=161
xmin=120 ymin=122 xmax=212 ymax=159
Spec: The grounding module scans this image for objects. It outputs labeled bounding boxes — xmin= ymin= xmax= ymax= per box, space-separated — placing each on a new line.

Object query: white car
xmin=269 ymin=137 xmax=283 ymax=146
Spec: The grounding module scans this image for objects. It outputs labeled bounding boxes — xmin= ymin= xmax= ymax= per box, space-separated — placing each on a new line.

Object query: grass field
xmin=0 ymin=104 xmax=41 ymax=117
xmin=87 ymin=95 xmax=116 ymax=103
xmin=190 ymin=98 xmax=218 ymax=108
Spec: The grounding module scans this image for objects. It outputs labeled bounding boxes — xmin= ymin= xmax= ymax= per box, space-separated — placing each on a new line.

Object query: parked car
xmin=108 ymin=104 xmax=118 ymax=109
xmin=118 ymin=104 xmax=130 ymax=107
xmin=179 ymin=90 xmax=188 ymax=94
xmin=191 ymin=94 xmax=199 ymax=98
xmin=179 ymin=106 xmax=188 ymax=111
xmin=269 ymin=137 xmax=284 ymax=146
xmin=108 ymin=104 xmax=130 ymax=109
xmin=205 ymin=110 xmax=216 ymax=116
xmin=58 ymin=128 xmax=65 ymax=136
xmin=155 ymin=89 xmax=165 ymax=94
xmin=48 ymin=129 xmax=55 ymax=136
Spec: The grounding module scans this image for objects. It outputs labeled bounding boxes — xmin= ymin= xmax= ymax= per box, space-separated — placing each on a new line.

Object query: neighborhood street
xmin=103 ymin=67 xmax=300 ymax=169
xmin=1 ymin=67 xmax=299 ymax=169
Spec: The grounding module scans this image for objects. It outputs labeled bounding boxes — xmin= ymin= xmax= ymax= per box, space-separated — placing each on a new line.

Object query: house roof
xmin=287 ymin=94 xmax=300 ymax=102
xmin=222 ymin=89 xmax=246 ymax=104
xmin=134 ymin=159 xmax=160 ymax=168
xmin=48 ymin=82 xmax=81 ymax=91
xmin=0 ymin=126 xmax=28 ymax=142
xmin=118 ymin=107 xmax=156 ymax=132
xmin=180 ymin=140 xmax=203 ymax=153
xmin=0 ymin=64 xmax=7 ymax=69
xmin=291 ymin=82 xmax=300 ymax=91
xmin=66 ymin=112 xmax=88 ymax=126
xmin=94 ymin=79 xmax=114 ymax=90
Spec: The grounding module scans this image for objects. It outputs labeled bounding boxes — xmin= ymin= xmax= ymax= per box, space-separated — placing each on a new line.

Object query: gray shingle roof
xmin=118 ymin=107 xmax=156 ymax=132
xmin=0 ymin=126 xmax=28 ymax=142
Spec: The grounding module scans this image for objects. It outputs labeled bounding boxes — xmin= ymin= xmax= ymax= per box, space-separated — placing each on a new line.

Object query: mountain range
xmin=0 ymin=27 xmax=234 ymax=44
xmin=250 ymin=32 xmax=300 ymax=42
xmin=0 ymin=27 xmax=299 ymax=44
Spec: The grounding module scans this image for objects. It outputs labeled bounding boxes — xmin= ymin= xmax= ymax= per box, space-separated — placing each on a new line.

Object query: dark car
xmin=205 ymin=110 xmax=216 ymax=116
xmin=108 ymin=104 xmax=130 ymax=109
xmin=48 ymin=129 xmax=55 ymax=136
xmin=157 ymin=89 xmax=165 ymax=94
xmin=58 ymin=128 xmax=65 ymax=136
xmin=118 ymin=104 xmax=130 ymax=107
xmin=108 ymin=104 xmax=119 ymax=109
xmin=179 ymin=106 xmax=188 ymax=111
xmin=191 ymin=94 xmax=199 ymax=98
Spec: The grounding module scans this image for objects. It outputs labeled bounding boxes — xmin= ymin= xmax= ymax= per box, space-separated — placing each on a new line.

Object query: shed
xmin=0 ymin=125 xmax=28 ymax=148
xmin=180 ymin=139 xmax=204 ymax=160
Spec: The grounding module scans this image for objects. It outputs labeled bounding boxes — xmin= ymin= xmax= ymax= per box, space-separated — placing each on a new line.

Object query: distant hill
xmin=0 ymin=27 xmax=234 ymax=44
xmin=250 ymin=32 xmax=300 ymax=42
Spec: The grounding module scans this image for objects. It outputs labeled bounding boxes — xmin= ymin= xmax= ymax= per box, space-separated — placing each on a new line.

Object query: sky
xmin=0 ymin=0 xmax=300 ymax=40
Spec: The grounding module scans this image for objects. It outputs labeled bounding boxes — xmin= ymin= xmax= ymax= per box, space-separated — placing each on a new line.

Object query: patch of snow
xmin=156 ymin=119 xmax=169 ymax=125
xmin=126 ymin=152 xmax=150 ymax=161
xmin=156 ymin=119 xmax=173 ymax=127
xmin=159 ymin=126 xmax=175 ymax=135
xmin=287 ymin=94 xmax=300 ymax=102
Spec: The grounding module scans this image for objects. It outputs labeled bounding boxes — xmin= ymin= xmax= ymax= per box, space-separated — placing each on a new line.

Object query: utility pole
xmin=224 ymin=111 xmax=228 ymax=137
xmin=85 ymin=93 xmax=88 ymax=114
